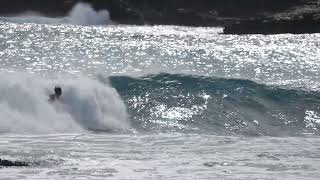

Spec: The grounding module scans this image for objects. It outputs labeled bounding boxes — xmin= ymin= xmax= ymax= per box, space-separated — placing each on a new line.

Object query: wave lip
xmin=0 ymin=3 xmax=112 ymax=26
xmin=109 ymin=73 xmax=320 ymax=136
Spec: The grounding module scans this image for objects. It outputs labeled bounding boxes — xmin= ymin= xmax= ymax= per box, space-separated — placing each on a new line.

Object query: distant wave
xmin=0 ymin=73 xmax=129 ymax=134
xmin=0 ymin=3 xmax=112 ymax=25
xmin=109 ymin=73 xmax=320 ymax=136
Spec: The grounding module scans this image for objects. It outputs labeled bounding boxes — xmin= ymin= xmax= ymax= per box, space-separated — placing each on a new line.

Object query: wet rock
xmin=0 ymin=158 xmax=29 ymax=167
xmin=0 ymin=0 xmax=306 ymax=26
xmin=224 ymin=1 xmax=320 ymax=34
xmin=0 ymin=0 xmax=319 ymax=34
xmin=224 ymin=13 xmax=320 ymax=34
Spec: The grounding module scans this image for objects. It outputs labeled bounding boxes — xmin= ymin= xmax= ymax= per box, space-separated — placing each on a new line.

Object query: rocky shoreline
xmin=0 ymin=0 xmax=319 ymax=34
xmin=223 ymin=15 xmax=320 ymax=35
xmin=224 ymin=1 xmax=320 ymax=34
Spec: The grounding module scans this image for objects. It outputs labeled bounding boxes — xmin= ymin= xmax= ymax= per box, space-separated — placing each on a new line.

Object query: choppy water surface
xmin=1 ymin=134 xmax=320 ymax=180
xmin=1 ymin=23 xmax=320 ymax=87
xmin=0 ymin=16 xmax=320 ymax=179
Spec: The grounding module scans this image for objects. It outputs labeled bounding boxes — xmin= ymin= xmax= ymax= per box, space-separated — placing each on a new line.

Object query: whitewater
xmin=0 ymin=3 xmax=319 ymax=180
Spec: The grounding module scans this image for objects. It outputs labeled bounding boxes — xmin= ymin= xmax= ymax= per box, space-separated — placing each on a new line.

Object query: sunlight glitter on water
xmin=1 ymin=23 xmax=319 ymax=89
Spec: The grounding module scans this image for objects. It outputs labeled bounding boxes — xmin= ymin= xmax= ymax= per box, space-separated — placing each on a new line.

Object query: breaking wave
xmin=1 ymin=72 xmax=319 ymax=136
xmin=0 ymin=73 xmax=129 ymax=134
xmin=0 ymin=3 xmax=112 ymax=25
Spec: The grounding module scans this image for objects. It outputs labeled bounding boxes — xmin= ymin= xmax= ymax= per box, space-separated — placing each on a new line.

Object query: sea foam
xmin=0 ymin=73 xmax=129 ymax=134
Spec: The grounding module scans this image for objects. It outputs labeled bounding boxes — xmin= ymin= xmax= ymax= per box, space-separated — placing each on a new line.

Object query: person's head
xmin=54 ymin=86 xmax=62 ymax=97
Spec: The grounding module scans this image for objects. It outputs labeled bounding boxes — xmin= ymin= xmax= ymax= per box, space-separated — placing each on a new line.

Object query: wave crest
xmin=109 ymin=73 xmax=320 ymax=136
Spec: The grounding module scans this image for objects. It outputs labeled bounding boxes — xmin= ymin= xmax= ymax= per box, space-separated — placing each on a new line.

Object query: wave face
xmin=0 ymin=3 xmax=111 ymax=25
xmin=0 ymin=73 xmax=129 ymax=134
xmin=109 ymin=73 xmax=320 ymax=136
xmin=0 ymin=23 xmax=319 ymax=137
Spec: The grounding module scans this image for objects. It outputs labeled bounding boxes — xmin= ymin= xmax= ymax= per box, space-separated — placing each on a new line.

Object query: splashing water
xmin=0 ymin=3 xmax=112 ymax=25
xmin=0 ymin=73 xmax=129 ymax=134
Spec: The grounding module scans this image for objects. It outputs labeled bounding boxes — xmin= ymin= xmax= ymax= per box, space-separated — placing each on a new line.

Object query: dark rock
xmin=0 ymin=158 xmax=29 ymax=167
xmin=224 ymin=18 xmax=320 ymax=35
xmin=0 ymin=0 xmax=77 ymax=16
xmin=0 ymin=0 xmax=306 ymax=26
xmin=0 ymin=0 xmax=319 ymax=34
xmin=84 ymin=0 xmax=305 ymax=26
xmin=224 ymin=4 xmax=320 ymax=34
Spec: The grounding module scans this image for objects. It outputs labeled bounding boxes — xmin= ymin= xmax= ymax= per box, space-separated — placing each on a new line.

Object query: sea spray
xmin=0 ymin=73 xmax=129 ymax=134
xmin=61 ymin=77 xmax=129 ymax=131
xmin=67 ymin=3 xmax=112 ymax=25
xmin=0 ymin=3 xmax=112 ymax=25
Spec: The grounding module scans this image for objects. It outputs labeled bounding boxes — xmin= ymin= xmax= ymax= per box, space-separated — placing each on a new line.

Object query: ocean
xmin=0 ymin=3 xmax=319 ymax=180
